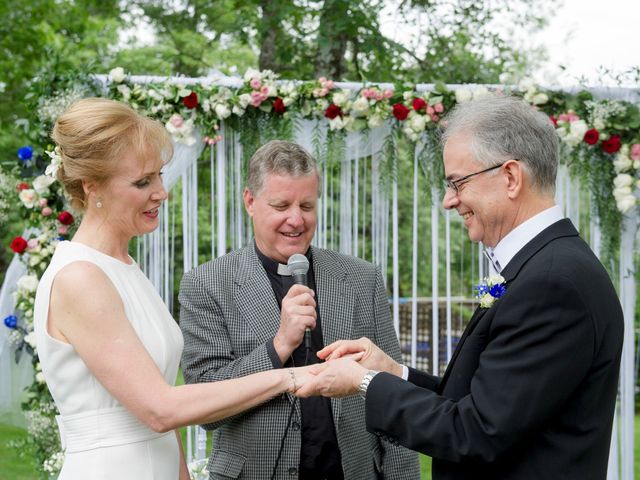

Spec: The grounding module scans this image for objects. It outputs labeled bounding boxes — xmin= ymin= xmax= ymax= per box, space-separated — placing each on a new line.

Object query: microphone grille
xmin=287 ymin=253 xmax=309 ymax=276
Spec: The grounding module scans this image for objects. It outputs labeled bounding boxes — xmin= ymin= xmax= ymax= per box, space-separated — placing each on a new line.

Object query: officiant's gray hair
xmin=441 ymin=94 xmax=558 ymax=195
xmin=247 ymin=140 xmax=321 ymax=196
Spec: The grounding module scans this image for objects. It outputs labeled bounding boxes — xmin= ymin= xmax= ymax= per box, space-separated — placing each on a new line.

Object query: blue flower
xmin=18 ymin=146 xmax=33 ymax=161
xmin=474 ymin=274 xmax=507 ymax=308
xmin=3 ymin=315 xmax=18 ymax=329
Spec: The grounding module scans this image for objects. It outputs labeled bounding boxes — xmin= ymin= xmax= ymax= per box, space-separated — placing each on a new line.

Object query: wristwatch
xmin=358 ymin=370 xmax=380 ymax=398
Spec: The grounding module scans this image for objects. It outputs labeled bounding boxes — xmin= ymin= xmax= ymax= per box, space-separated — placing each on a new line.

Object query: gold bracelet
xmin=288 ymin=368 xmax=297 ymax=392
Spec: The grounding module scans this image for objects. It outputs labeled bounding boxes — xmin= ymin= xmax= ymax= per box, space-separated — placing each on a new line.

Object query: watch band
xmin=358 ymin=370 xmax=380 ymax=398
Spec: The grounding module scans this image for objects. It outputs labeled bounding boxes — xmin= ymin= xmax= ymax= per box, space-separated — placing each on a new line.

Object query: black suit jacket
xmin=365 ymin=219 xmax=623 ymax=479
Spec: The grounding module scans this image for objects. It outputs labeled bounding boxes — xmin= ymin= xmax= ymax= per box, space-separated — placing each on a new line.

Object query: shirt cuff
xmin=401 ymin=364 xmax=409 ymax=380
xmin=266 ymin=338 xmax=283 ymax=369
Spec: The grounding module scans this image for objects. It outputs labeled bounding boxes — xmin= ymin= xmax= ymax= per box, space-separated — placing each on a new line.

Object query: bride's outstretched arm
xmin=48 ymin=261 xmax=308 ymax=433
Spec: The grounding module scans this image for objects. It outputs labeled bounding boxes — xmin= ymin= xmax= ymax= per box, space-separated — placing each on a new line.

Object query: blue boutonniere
xmin=474 ymin=274 xmax=507 ymax=308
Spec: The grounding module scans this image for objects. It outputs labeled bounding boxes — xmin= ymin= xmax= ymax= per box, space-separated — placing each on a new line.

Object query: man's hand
xmin=273 ymin=284 xmax=316 ymax=362
xmin=318 ymin=337 xmax=403 ymax=377
xmin=295 ymin=358 xmax=368 ymax=398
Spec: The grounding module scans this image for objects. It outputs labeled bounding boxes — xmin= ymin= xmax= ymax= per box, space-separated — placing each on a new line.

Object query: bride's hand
xmin=318 ymin=337 xmax=402 ymax=377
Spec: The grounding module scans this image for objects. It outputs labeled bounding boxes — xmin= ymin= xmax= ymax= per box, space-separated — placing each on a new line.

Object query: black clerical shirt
xmin=256 ymin=245 xmax=344 ymax=480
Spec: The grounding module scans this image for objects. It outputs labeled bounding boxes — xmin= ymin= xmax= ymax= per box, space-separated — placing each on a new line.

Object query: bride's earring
xmin=96 ymin=198 xmax=103 ymax=209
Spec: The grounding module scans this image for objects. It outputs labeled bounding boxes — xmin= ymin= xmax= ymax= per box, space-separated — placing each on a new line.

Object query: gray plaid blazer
xmin=179 ymin=245 xmax=420 ymax=480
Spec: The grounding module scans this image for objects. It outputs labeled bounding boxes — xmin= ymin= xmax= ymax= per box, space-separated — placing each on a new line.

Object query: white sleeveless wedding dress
xmin=34 ymin=241 xmax=184 ymax=479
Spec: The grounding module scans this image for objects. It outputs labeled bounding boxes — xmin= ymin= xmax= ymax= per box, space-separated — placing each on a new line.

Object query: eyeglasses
xmin=445 ymin=162 xmax=509 ymax=194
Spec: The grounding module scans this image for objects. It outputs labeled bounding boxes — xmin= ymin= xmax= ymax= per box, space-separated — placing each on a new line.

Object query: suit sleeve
xmin=365 ymin=269 xmax=595 ymax=463
xmin=179 ymin=268 xmax=277 ymax=431
xmin=369 ymin=266 xmax=421 ymax=479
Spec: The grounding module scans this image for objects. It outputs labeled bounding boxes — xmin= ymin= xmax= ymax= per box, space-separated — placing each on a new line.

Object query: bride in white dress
xmin=33 ymin=98 xmax=315 ymax=479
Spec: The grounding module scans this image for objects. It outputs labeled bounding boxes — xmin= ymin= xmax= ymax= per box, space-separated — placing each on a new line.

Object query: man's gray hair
xmin=441 ymin=94 xmax=558 ymax=195
xmin=247 ymin=140 xmax=321 ymax=196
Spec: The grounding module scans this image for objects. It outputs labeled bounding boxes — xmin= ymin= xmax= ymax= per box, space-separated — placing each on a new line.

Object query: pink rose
xmin=41 ymin=207 xmax=52 ymax=216
xmin=250 ymin=78 xmax=261 ymax=90
xmin=434 ymin=103 xmax=444 ymax=113
xmin=631 ymin=143 xmax=640 ymax=161
xmin=27 ymin=239 xmax=39 ymax=250
xmin=58 ymin=225 xmax=69 ymax=235
xmin=170 ymin=114 xmax=184 ymax=128
xmin=39 ymin=198 xmax=48 ymax=207
xmin=383 ymin=89 xmax=393 ymax=99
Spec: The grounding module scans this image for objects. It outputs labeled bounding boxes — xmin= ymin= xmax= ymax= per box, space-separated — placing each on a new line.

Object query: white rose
xmin=282 ymin=96 xmax=295 ymax=107
xmin=367 ymin=114 xmax=384 ymax=129
xmin=613 ymin=174 xmax=634 ymax=188
xmin=19 ymin=189 xmax=38 ymax=208
xmin=332 ymin=91 xmax=350 ymax=107
xmin=178 ymin=88 xmax=191 ymax=98
xmin=32 ymin=175 xmax=56 ymax=194
xmin=473 ymin=86 xmax=490 ymax=99
xmin=455 ymin=89 xmax=473 ymax=103
xmin=479 ymin=293 xmax=495 ymax=308
xmin=518 ymin=77 xmax=536 ymax=92
xmin=403 ymin=126 xmax=420 ymax=142
xmin=634 ymin=160 xmax=640 ymax=170
xmin=613 ymin=186 xmax=632 ymax=200
xmin=531 ymin=93 xmax=548 ymax=105
xmin=24 ymin=331 xmax=37 ymax=349
xmin=214 ymin=103 xmax=231 ymax=119
xmin=617 ymin=195 xmax=636 ymax=213
xmin=17 ymin=274 xmax=39 ymax=292
xmin=564 ymin=120 xmax=588 ymax=146
xmin=243 ymin=68 xmax=261 ymax=82
xmin=36 ymin=372 xmax=46 ymax=384
xmin=232 ymin=105 xmax=245 ymax=116
xmin=409 ymin=114 xmax=427 ymax=133
xmin=613 ymin=154 xmax=633 ymax=173
xmin=117 ymin=84 xmax=131 ymax=101
xmin=487 ymin=274 xmax=505 ymax=286
xmin=266 ymin=85 xmax=278 ymax=98
xmin=352 ymin=97 xmax=370 ymax=113
xmin=238 ymin=93 xmax=252 ymax=108
xmin=328 ymin=116 xmax=345 ymax=131
xmin=593 ymin=118 xmax=606 ymax=131
xmin=108 ymin=67 xmax=125 ymax=83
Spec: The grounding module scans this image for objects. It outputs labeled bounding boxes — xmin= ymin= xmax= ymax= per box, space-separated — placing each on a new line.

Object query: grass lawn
xmin=2 ymin=418 xmax=637 ymax=479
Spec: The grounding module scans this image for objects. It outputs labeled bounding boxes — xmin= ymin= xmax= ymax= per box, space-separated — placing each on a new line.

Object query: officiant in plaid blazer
xmin=179 ymin=140 xmax=419 ymax=480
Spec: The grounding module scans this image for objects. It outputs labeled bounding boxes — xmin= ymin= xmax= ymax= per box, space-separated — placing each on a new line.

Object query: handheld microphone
xmin=287 ymin=253 xmax=312 ymax=349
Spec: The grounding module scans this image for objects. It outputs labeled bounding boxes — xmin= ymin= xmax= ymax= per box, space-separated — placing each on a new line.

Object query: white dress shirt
xmin=488 ymin=205 xmax=564 ymax=274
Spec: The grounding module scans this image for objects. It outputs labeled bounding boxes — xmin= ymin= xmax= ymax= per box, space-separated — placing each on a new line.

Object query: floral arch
xmin=0 ymin=68 xmax=639 ymax=478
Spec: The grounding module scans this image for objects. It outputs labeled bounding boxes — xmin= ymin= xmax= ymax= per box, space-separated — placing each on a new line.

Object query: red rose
xmin=392 ymin=103 xmax=410 ymax=121
xmin=183 ymin=92 xmax=198 ymax=109
xmin=10 ymin=236 xmax=28 ymax=254
xmin=602 ymin=135 xmax=621 ymax=154
xmin=412 ymin=98 xmax=427 ymax=112
xmin=583 ymin=129 xmax=599 ymax=145
xmin=16 ymin=182 xmax=29 ymax=191
xmin=273 ymin=97 xmax=286 ymax=114
xmin=324 ymin=104 xmax=342 ymax=119
xmin=57 ymin=211 xmax=74 ymax=225
xmin=549 ymin=115 xmax=558 ymax=127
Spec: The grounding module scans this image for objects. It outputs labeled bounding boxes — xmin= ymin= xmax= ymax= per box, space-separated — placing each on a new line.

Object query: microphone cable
xmin=270 ymin=342 xmax=312 ymax=480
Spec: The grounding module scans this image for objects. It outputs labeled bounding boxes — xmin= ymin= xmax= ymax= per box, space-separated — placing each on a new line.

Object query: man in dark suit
xmin=297 ymin=95 xmax=624 ymax=479
xmin=179 ymin=141 xmax=419 ymax=479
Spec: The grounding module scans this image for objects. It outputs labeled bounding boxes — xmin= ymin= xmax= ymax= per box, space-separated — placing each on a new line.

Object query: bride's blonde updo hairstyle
xmin=51 ymin=97 xmax=173 ymax=211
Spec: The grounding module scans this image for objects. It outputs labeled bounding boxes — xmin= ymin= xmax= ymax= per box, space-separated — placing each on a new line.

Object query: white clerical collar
xmin=487 ymin=205 xmax=564 ymax=273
